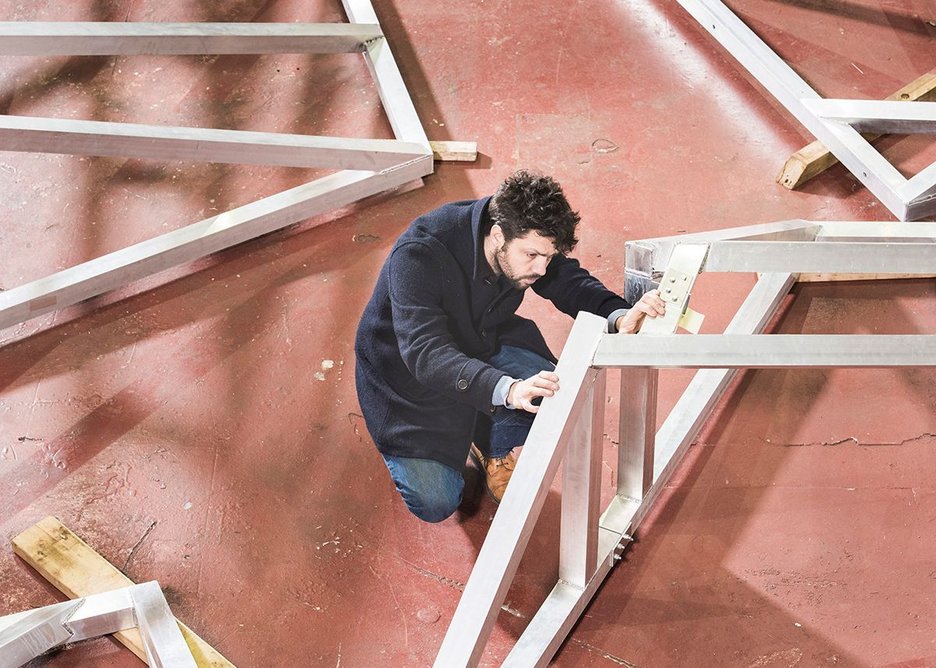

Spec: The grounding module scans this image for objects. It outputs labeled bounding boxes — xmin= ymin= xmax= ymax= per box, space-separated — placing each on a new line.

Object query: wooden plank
xmin=0 ymin=22 xmax=382 ymax=55
xmin=778 ymin=72 xmax=936 ymax=189
xmin=429 ymin=140 xmax=477 ymax=162
xmin=11 ymin=516 xmax=234 ymax=667
xmin=0 ymin=115 xmax=428 ymax=170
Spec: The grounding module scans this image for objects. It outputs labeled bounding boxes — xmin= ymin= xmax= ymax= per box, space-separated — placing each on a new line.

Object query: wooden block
xmin=11 ymin=516 xmax=235 ymax=667
xmin=430 ymin=140 xmax=478 ymax=162
xmin=778 ymin=72 xmax=936 ymax=190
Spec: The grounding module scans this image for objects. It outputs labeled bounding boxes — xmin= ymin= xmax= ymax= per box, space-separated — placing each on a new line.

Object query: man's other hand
xmin=508 ymin=370 xmax=560 ymax=414
xmin=615 ymin=290 xmax=666 ymax=334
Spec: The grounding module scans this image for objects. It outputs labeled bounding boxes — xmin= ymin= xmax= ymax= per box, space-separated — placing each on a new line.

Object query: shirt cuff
xmin=492 ymin=375 xmax=520 ymax=409
xmin=607 ymin=308 xmax=629 ymax=333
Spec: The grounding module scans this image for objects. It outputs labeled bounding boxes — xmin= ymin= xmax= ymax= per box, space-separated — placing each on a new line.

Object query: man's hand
xmin=507 ymin=370 xmax=560 ymax=414
xmin=615 ymin=290 xmax=666 ymax=334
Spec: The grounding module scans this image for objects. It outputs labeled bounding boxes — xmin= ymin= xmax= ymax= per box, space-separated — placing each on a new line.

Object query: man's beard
xmin=495 ymin=246 xmax=541 ymax=290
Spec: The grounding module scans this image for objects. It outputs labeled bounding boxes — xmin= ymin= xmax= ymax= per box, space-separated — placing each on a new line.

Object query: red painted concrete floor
xmin=1 ymin=0 xmax=934 ymax=666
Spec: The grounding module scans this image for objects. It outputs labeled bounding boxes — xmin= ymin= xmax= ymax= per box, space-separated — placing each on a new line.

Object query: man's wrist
xmin=492 ymin=375 xmax=520 ymax=409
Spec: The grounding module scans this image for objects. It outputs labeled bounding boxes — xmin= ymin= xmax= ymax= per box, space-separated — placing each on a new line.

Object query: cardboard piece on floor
xmin=11 ymin=516 xmax=234 ymax=668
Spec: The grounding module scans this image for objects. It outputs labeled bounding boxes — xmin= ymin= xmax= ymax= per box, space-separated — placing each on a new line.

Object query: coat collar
xmin=471 ymin=196 xmax=497 ymax=284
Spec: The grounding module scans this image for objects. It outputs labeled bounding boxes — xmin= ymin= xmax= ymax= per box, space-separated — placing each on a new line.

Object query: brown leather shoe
xmin=469 ymin=444 xmax=516 ymax=504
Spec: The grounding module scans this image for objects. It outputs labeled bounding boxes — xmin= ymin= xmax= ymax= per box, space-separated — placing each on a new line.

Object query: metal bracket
xmin=0 ymin=582 xmax=196 ymax=668
xmin=639 ymin=243 xmax=708 ymax=335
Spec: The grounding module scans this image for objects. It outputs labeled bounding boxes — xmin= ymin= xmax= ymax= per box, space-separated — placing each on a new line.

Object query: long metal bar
xmin=617 ymin=368 xmax=658 ymax=501
xmin=0 ymin=601 xmax=81 ymax=668
xmin=814 ymin=222 xmax=936 ymax=241
xmin=625 ymin=220 xmax=819 ymax=277
xmin=130 ymin=582 xmax=197 ymax=668
xmin=558 ymin=368 xmax=606 ymax=588
xmin=342 ymin=0 xmax=430 ymax=149
xmin=703 ymin=241 xmax=936 ymax=273
xmin=0 ymin=115 xmax=429 ymax=170
xmin=0 ymin=22 xmax=382 ymax=55
xmin=0 ymin=160 xmax=431 ymax=330
xmin=594 ymin=334 xmax=936 ymax=369
xmin=433 ymin=313 xmax=608 ymax=668
xmin=805 ymin=99 xmax=936 ymax=134
xmin=675 ymin=0 xmax=936 ymax=220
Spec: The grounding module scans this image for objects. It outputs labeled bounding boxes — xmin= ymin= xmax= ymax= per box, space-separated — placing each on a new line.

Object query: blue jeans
xmin=382 ymin=346 xmax=555 ymax=522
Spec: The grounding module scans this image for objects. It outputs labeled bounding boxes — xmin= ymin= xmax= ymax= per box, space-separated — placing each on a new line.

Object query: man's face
xmin=493 ymin=229 xmax=558 ymax=290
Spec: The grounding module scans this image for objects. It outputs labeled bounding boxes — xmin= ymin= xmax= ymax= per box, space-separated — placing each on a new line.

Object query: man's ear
xmin=490 ymin=223 xmax=504 ymax=247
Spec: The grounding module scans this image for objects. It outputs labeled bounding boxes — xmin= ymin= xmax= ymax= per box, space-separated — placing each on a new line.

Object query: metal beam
xmin=593 ymin=334 xmax=936 ymax=369
xmin=342 ymin=0 xmax=430 ymax=149
xmin=805 ymin=99 xmax=936 ymax=134
xmin=0 ymin=22 xmax=382 ymax=55
xmin=131 ymin=582 xmax=197 ymax=668
xmin=703 ymin=240 xmax=936 ymax=274
xmin=0 ymin=161 xmax=431 ymax=331
xmin=559 ymin=368 xmax=606 ymax=588
xmin=0 ymin=115 xmax=429 ymax=170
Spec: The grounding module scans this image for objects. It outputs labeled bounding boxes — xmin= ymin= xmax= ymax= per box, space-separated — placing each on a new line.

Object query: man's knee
xmin=404 ymin=491 xmax=460 ymax=523
xmin=383 ymin=454 xmax=464 ymax=523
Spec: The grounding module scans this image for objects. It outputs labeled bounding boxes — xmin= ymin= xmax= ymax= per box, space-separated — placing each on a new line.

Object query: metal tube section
xmin=131 ymin=582 xmax=197 ymax=668
xmin=64 ymin=587 xmax=136 ymax=642
xmin=617 ymin=368 xmax=658 ymax=501
xmin=804 ymin=98 xmax=936 ymax=134
xmin=0 ymin=600 xmax=82 ymax=668
xmin=0 ymin=22 xmax=382 ymax=55
xmin=558 ymin=369 xmax=606 ymax=588
xmin=433 ymin=313 xmax=608 ymax=668
xmin=814 ymin=221 xmax=936 ymax=242
xmin=0 ymin=161 xmax=432 ymax=331
xmin=0 ymin=115 xmax=429 ymax=170
xmin=625 ymin=220 xmax=819 ymax=276
xmin=704 ymin=241 xmax=936 ymax=273
xmin=593 ymin=334 xmax=936 ymax=369
xmin=342 ymin=0 xmax=431 ymax=149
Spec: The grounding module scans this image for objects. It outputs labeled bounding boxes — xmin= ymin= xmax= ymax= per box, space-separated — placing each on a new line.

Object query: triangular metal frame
xmin=674 ymin=0 xmax=936 ymax=221
xmin=0 ymin=0 xmax=433 ymax=335
xmin=435 ymin=221 xmax=936 ymax=666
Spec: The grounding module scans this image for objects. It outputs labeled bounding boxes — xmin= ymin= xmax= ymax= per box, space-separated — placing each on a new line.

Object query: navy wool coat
xmin=354 ymin=197 xmax=632 ymax=471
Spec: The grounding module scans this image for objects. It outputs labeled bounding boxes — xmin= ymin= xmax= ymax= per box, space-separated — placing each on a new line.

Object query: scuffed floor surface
xmin=1 ymin=0 xmax=934 ymax=666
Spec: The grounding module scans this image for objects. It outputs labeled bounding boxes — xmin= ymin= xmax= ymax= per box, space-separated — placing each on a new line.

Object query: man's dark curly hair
xmin=488 ymin=170 xmax=579 ymax=255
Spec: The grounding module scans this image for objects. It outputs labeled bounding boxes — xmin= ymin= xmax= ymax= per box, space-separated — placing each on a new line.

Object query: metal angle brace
xmin=0 ymin=582 xmax=194 ymax=668
xmin=674 ymin=0 xmax=936 ymax=220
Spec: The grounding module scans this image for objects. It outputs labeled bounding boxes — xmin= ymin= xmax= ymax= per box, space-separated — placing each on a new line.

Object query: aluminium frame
xmin=0 ymin=0 xmax=433 ymax=334
xmin=434 ymin=221 xmax=936 ymax=666
xmin=674 ymin=0 xmax=936 ymax=221
xmin=0 ymin=581 xmax=196 ymax=668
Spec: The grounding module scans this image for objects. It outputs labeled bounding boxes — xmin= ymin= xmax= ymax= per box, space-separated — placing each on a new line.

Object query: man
xmin=355 ymin=171 xmax=665 ymax=522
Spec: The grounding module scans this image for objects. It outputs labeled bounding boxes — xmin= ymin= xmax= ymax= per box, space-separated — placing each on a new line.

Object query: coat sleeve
xmin=387 ymin=241 xmax=505 ymax=412
xmin=532 ymin=254 xmax=632 ymax=319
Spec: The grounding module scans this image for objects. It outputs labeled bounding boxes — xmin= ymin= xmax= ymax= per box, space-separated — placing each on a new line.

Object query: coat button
xmin=456 ymin=378 xmax=469 ymax=391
